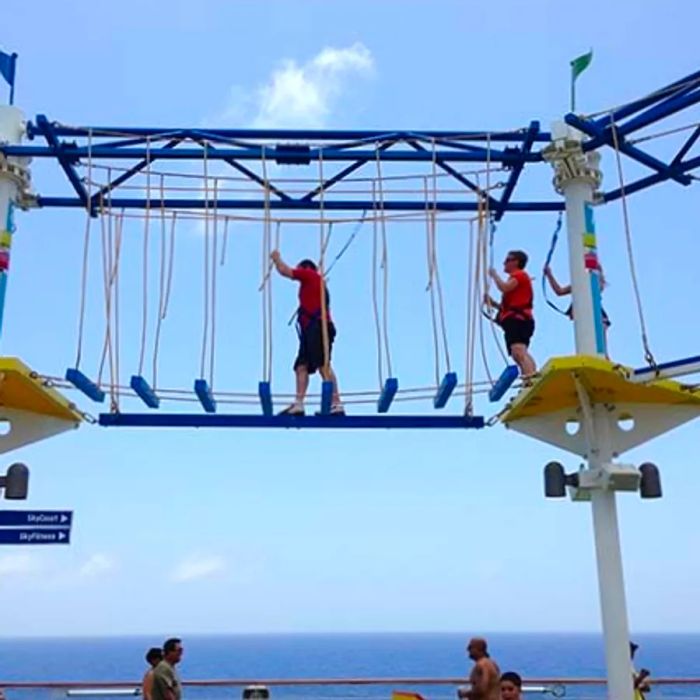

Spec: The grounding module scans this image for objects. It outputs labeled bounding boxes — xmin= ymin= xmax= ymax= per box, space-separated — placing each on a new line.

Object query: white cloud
xmin=0 ymin=553 xmax=40 ymax=576
xmin=171 ymin=555 xmax=226 ymax=582
xmin=221 ymin=43 xmax=374 ymax=129
xmin=78 ymin=553 xmax=115 ymax=578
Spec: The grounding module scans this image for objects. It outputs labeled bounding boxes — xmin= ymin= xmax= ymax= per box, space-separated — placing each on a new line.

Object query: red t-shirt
xmin=499 ymin=269 xmax=533 ymax=321
xmin=292 ymin=267 xmax=332 ymax=327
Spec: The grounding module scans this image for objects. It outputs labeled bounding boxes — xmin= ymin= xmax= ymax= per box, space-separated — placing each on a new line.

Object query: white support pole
xmin=544 ymin=124 xmax=634 ymax=700
xmin=0 ymin=105 xmax=28 ymax=346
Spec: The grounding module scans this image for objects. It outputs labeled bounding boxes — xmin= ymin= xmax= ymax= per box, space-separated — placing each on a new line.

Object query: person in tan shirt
xmin=142 ymin=647 xmax=163 ymax=700
xmin=458 ymin=638 xmax=501 ymax=700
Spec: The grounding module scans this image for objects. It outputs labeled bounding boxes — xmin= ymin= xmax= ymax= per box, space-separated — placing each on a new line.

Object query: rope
xmin=260 ymin=146 xmax=273 ymax=383
xmin=220 ymin=217 xmax=229 ymax=266
xmin=424 ymin=177 xmax=441 ymax=386
xmin=318 ymin=148 xmax=332 ymax=375
xmin=541 ymin=212 xmax=569 ymax=315
xmin=324 ymin=210 xmax=367 ymax=278
xmin=370 ymin=180 xmax=384 ymax=387
xmin=375 ymin=145 xmax=393 ymax=378
xmin=152 ymin=178 xmax=174 ymax=390
xmin=464 ymin=220 xmax=478 ymax=414
xmin=610 ymin=117 xmax=657 ymax=367
xmin=200 ymin=141 xmax=211 ymax=380
xmin=430 ymin=144 xmax=452 ymax=375
xmin=475 ymin=195 xmax=497 ymax=387
xmin=74 ymin=128 xmax=93 ymax=369
xmin=137 ymin=138 xmax=151 ymax=377
xmin=209 ymin=178 xmax=219 ymax=387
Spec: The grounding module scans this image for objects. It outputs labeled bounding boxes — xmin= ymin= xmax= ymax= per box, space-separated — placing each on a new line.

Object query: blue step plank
xmin=65 ymin=368 xmax=105 ymax=403
xmin=194 ymin=379 xmax=217 ymax=413
xmin=489 ymin=365 xmax=519 ymax=402
xmin=320 ymin=380 xmax=333 ymax=415
xmin=258 ymin=381 xmax=273 ymax=416
xmin=377 ymin=377 xmax=399 ymax=413
xmin=130 ymin=375 xmax=160 ymax=409
xmin=434 ymin=372 xmax=458 ymax=409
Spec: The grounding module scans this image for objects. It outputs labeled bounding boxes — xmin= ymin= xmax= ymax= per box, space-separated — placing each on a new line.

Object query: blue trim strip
xmin=65 ymin=368 xmax=105 ymax=403
xmin=130 ymin=375 xmax=160 ymax=409
xmin=489 ymin=365 xmax=519 ymax=402
xmin=194 ymin=379 xmax=217 ymax=413
xmin=633 ymin=354 xmax=700 ymax=375
xmin=320 ymin=381 xmax=333 ymax=415
xmin=434 ymin=372 xmax=458 ymax=409
xmin=377 ymin=378 xmax=399 ymax=413
xmin=258 ymin=381 xmax=273 ymax=416
xmin=589 ymin=273 xmax=606 ymax=355
xmin=99 ymin=412 xmax=486 ymax=429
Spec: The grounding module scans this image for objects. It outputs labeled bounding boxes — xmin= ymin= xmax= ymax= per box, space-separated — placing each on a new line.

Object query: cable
xmin=610 ymin=117 xmax=657 ymax=367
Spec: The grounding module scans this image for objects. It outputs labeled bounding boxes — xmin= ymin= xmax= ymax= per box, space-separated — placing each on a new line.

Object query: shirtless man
xmin=458 ymin=638 xmax=501 ymax=700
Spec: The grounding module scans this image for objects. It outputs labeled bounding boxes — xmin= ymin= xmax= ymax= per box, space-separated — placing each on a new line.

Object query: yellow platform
xmin=502 ymin=355 xmax=700 ymax=424
xmin=0 ymin=357 xmax=83 ymax=423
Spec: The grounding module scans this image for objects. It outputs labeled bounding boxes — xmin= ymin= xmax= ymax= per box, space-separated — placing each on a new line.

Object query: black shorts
xmin=500 ymin=317 xmax=535 ymax=354
xmin=294 ymin=320 xmax=336 ymax=374
xmin=566 ymin=304 xmax=611 ymax=327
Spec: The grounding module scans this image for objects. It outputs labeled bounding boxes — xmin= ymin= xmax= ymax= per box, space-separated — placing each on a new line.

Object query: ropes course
xmin=3 ymin=67 xmax=700 ymax=430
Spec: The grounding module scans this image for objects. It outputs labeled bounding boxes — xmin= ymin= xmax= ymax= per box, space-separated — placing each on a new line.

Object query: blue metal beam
xmin=35 ymin=115 xmax=89 ymax=208
xmin=300 ymin=141 xmax=395 ymax=202
xmin=616 ymin=87 xmax=700 ymax=138
xmin=672 ymin=124 xmax=700 ymax=165
xmin=37 ymin=195 xmax=565 ymax=213
xmin=406 ymin=140 xmax=499 ymax=208
xmin=595 ymin=69 xmax=700 ymax=129
xmin=91 ymin=138 xmax=181 ymax=211
xmin=98 ymin=412 xmax=486 ymax=429
xmin=495 ymin=121 xmax=540 ymax=221
xmin=3 ymin=145 xmax=542 ymax=164
xmin=566 ymin=114 xmax=692 ymax=186
xmin=26 ymin=123 xmax=551 ymax=143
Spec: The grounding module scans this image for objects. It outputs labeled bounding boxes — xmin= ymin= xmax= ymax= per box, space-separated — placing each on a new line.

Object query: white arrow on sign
xmin=61 ymin=514 xmax=69 ymax=524
xmin=58 ymin=531 xmax=67 ymax=541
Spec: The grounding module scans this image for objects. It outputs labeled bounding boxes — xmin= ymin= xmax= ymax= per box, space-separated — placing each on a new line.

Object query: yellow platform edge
xmin=502 ymin=355 xmax=700 ymax=423
xmin=0 ymin=357 xmax=83 ymax=423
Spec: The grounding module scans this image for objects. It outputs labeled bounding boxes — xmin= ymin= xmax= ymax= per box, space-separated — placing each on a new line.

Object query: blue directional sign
xmin=0 ymin=510 xmax=72 ymax=527
xmin=0 ymin=528 xmax=71 ymax=545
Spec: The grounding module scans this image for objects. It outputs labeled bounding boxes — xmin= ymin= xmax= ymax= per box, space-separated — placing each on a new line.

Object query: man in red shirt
xmin=486 ymin=249 xmax=536 ymax=376
xmin=271 ymin=250 xmax=344 ymax=415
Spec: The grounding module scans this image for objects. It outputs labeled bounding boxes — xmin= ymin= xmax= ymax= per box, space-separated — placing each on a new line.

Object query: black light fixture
xmin=639 ymin=462 xmax=662 ymax=499
xmin=0 ymin=463 xmax=29 ymax=500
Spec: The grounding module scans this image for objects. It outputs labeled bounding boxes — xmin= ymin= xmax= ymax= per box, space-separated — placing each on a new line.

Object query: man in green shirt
xmin=151 ymin=638 xmax=184 ymax=700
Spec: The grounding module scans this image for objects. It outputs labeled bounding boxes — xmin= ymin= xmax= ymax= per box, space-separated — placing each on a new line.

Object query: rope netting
xmin=63 ymin=146 xmax=520 ymax=414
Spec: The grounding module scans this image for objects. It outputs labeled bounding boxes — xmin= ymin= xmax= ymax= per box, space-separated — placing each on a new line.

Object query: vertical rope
xmin=370 ymin=179 xmax=384 ymax=388
xmin=465 ymin=220 xmax=479 ymax=414
xmin=375 ymin=145 xmax=393 ymax=378
xmin=318 ymin=148 xmax=331 ymax=375
xmin=113 ymin=210 xmax=123 ymax=412
xmin=137 ymin=138 xmax=151 ymax=377
xmin=424 ymin=176 xmax=441 ymax=386
xmin=74 ymin=128 xmax=93 ymax=369
xmin=430 ymin=140 xmax=452 ymax=374
xmin=610 ymin=118 xmax=657 ymax=366
xmin=209 ymin=178 xmax=219 ymax=387
xmin=260 ymin=147 xmax=273 ymax=383
xmin=152 ymin=175 xmax=167 ymax=390
xmin=200 ymin=141 xmax=211 ymax=379
xmin=220 ymin=216 xmax=229 ymax=266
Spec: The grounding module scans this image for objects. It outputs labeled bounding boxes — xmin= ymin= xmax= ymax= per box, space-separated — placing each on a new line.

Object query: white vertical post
xmin=0 ymin=106 xmax=27 ymax=344
xmin=545 ymin=124 xmax=634 ymax=700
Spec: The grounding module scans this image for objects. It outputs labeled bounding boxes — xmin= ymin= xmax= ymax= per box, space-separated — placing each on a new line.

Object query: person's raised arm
xmin=271 ymin=250 xmax=295 ymax=279
xmin=544 ymin=266 xmax=572 ymax=296
xmin=488 ymin=267 xmax=517 ymax=293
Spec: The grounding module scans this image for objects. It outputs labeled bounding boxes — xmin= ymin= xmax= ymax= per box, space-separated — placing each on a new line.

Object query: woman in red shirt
xmin=486 ymin=249 xmax=537 ymax=376
xmin=271 ymin=250 xmax=344 ymax=415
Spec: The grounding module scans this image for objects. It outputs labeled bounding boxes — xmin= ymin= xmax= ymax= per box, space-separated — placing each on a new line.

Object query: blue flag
xmin=0 ymin=50 xmax=17 ymax=104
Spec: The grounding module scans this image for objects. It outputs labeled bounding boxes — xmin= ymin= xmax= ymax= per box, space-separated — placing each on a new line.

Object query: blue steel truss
xmin=3 ymin=68 xmax=700 ymax=221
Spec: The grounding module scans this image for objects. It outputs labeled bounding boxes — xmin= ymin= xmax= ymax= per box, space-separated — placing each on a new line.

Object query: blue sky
xmin=1 ymin=0 xmax=699 ymax=637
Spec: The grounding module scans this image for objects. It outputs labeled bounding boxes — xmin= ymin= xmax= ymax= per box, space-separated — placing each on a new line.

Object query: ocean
xmin=0 ymin=634 xmax=698 ymax=700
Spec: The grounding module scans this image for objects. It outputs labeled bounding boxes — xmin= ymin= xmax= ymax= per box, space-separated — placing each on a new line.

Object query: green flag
xmin=570 ymin=49 xmax=593 ymax=111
